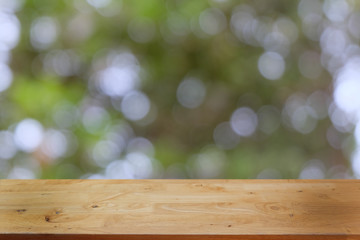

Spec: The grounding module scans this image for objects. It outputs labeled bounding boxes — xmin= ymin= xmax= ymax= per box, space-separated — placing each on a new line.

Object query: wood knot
xmin=270 ymin=206 xmax=280 ymax=211
xmin=256 ymin=202 xmax=289 ymax=213
xmin=91 ymin=205 xmax=99 ymax=208
xmin=45 ymin=216 xmax=50 ymax=222
xmin=228 ymin=225 xmax=232 ymax=227
xmin=55 ymin=210 xmax=62 ymax=215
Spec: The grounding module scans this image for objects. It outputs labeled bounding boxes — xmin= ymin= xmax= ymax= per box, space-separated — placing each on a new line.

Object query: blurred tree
xmin=0 ymin=0 xmax=358 ymax=179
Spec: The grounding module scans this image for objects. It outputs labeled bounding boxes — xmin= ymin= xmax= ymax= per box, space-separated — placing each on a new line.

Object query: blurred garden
xmin=0 ymin=0 xmax=359 ymax=179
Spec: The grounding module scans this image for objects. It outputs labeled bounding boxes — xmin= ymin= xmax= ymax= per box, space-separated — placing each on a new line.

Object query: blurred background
xmin=0 ymin=0 xmax=359 ymax=179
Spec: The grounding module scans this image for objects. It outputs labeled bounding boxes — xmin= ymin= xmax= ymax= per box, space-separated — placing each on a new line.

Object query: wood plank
xmin=0 ymin=179 xmax=359 ymax=239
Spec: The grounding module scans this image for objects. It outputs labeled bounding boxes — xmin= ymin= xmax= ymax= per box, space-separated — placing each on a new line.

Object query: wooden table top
xmin=0 ymin=179 xmax=359 ymax=239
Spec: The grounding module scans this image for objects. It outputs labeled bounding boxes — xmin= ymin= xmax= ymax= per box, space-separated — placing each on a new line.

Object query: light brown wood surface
xmin=0 ymin=179 xmax=359 ymax=239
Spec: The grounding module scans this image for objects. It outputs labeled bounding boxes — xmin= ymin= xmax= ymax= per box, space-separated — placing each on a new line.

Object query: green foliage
xmin=1 ymin=0 xmax=355 ymax=179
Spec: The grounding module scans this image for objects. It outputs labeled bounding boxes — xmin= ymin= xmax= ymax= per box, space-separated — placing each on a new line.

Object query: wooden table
xmin=0 ymin=179 xmax=359 ymax=239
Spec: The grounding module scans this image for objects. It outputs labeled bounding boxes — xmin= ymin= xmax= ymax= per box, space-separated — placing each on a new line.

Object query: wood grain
xmin=0 ymin=179 xmax=359 ymax=239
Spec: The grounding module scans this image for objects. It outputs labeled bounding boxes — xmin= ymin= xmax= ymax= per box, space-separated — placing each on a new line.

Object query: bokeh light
xmin=121 ymin=91 xmax=151 ymax=121
xmin=258 ymin=52 xmax=285 ymax=80
xmin=30 ymin=16 xmax=58 ymax=50
xmin=41 ymin=129 xmax=68 ymax=160
xmin=0 ymin=63 xmax=13 ymax=92
xmin=230 ymin=107 xmax=258 ymax=137
xmin=177 ymin=77 xmax=206 ymax=109
xmin=0 ymin=11 xmax=20 ymax=50
xmin=0 ymin=131 xmax=17 ymax=160
xmin=199 ymin=8 xmax=227 ymax=36
xmin=14 ymin=119 xmax=44 ymax=153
